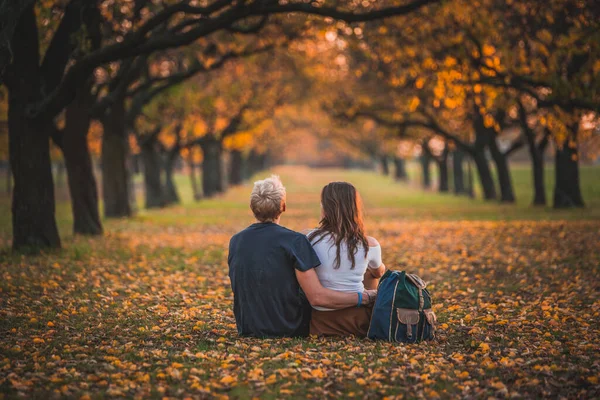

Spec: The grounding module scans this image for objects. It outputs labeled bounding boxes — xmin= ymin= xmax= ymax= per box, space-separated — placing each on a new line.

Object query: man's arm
xmin=296 ymin=268 xmax=376 ymax=309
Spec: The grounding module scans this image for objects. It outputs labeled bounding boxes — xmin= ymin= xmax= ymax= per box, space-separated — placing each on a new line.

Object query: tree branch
xmin=33 ymin=0 xmax=438 ymax=120
xmin=254 ymin=0 xmax=438 ymax=23
xmin=0 ymin=0 xmax=36 ymax=84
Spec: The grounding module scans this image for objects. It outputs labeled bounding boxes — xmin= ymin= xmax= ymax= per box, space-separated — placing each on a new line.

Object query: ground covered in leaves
xmin=1 ymin=166 xmax=599 ymax=399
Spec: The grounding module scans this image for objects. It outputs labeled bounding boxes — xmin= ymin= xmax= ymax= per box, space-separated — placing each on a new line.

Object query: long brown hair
xmin=308 ymin=182 xmax=369 ymax=269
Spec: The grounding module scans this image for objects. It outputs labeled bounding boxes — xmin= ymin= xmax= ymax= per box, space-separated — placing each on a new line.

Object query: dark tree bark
xmin=61 ymin=87 xmax=103 ymax=235
xmin=163 ymin=149 xmax=180 ymax=205
xmin=229 ymin=149 xmax=244 ymax=186
xmin=246 ymin=150 xmax=260 ymax=179
xmin=200 ymin=136 xmax=222 ymax=198
xmin=140 ymin=140 xmax=164 ymax=209
xmin=553 ymin=131 xmax=584 ymax=208
xmin=6 ymin=7 xmax=60 ymax=249
xmin=246 ymin=150 xmax=269 ymax=178
xmin=437 ymin=144 xmax=449 ymax=193
xmin=472 ymin=132 xmax=497 ymax=200
xmin=419 ymin=153 xmax=432 ymax=189
xmin=187 ymin=150 xmax=201 ymax=200
xmin=101 ymin=97 xmax=132 ymax=217
xmin=487 ymin=132 xmax=515 ymax=203
xmin=452 ymin=150 xmax=466 ymax=195
xmin=524 ymin=129 xmax=548 ymax=206
xmin=258 ymin=153 xmax=268 ymax=170
xmin=380 ymin=155 xmax=390 ymax=175
xmin=393 ymin=156 xmax=408 ymax=181
xmin=531 ymin=154 xmax=546 ymax=206
xmin=518 ymin=102 xmax=549 ymax=206
xmin=0 ymin=0 xmax=36 ymax=83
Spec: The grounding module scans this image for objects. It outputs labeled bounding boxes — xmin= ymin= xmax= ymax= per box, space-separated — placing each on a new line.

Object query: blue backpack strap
xmin=367 ymin=270 xmax=399 ymax=340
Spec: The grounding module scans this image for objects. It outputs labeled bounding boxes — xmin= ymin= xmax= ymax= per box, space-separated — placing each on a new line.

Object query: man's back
xmin=228 ymin=222 xmax=320 ymax=337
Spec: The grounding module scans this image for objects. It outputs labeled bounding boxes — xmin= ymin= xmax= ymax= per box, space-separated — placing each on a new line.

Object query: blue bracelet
xmin=357 ymin=291 xmax=363 ymax=308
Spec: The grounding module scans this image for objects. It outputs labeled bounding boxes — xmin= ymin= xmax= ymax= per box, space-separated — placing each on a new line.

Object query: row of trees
xmin=315 ymin=0 xmax=599 ymax=207
xmin=1 ymin=0 xmax=436 ymax=250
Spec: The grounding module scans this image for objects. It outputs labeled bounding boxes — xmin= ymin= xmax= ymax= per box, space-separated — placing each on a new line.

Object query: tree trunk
xmin=62 ymin=90 xmax=103 ymax=235
xmin=553 ymin=133 xmax=584 ymax=208
xmin=472 ymin=130 xmax=497 ymax=200
xmin=163 ymin=150 xmax=180 ymax=205
xmin=246 ymin=150 xmax=260 ymax=179
xmin=380 ymin=155 xmax=390 ymax=175
xmin=187 ymin=150 xmax=201 ymax=200
xmin=101 ymin=98 xmax=132 ymax=218
xmin=200 ymin=137 xmax=222 ymax=198
xmin=7 ymin=7 xmax=60 ymax=249
xmin=229 ymin=149 xmax=244 ymax=186
xmin=437 ymin=146 xmax=449 ymax=193
xmin=393 ymin=156 xmax=408 ymax=181
xmin=258 ymin=153 xmax=268 ymax=171
xmin=524 ymin=131 xmax=547 ymax=206
xmin=9 ymin=117 xmax=60 ymax=249
xmin=140 ymin=140 xmax=164 ymax=209
xmin=531 ymin=154 xmax=546 ymax=206
xmin=420 ymin=153 xmax=431 ymax=189
xmin=487 ymin=133 xmax=515 ymax=203
xmin=472 ymin=150 xmax=497 ymax=200
xmin=452 ymin=150 xmax=466 ymax=195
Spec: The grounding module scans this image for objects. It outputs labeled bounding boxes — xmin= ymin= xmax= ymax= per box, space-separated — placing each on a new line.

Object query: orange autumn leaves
xmin=1 ymin=168 xmax=599 ymax=398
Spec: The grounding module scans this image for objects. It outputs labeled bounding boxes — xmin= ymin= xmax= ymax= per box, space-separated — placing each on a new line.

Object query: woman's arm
xmin=367 ymin=236 xmax=386 ymax=278
xmin=367 ymin=262 xmax=386 ymax=278
xmin=296 ymin=268 xmax=377 ymax=309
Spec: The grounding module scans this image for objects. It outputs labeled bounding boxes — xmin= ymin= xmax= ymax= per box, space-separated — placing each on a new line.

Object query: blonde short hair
xmin=250 ymin=175 xmax=286 ymax=222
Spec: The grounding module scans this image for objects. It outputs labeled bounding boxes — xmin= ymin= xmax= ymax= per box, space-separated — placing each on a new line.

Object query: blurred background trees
xmin=0 ymin=0 xmax=598 ymax=250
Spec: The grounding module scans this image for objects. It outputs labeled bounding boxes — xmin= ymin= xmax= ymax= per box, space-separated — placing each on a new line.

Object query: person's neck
xmin=257 ymin=218 xmax=280 ymax=225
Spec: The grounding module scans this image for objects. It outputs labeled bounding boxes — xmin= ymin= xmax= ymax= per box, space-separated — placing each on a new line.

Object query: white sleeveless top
xmin=307 ymin=231 xmax=382 ymax=311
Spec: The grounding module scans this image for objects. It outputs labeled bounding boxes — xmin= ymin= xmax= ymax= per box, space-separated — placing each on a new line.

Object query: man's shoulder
xmin=230 ymin=224 xmax=306 ymax=242
xmin=276 ymin=224 xmax=303 ymax=235
xmin=229 ymin=227 xmax=250 ymax=245
xmin=275 ymin=225 xmax=312 ymax=243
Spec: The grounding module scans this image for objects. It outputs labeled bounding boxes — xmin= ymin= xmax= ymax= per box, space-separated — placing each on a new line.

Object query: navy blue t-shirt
xmin=228 ymin=222 xmax=321 ymax=337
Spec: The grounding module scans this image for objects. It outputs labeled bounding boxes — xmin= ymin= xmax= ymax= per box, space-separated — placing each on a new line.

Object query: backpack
xmin=367 ymin=270 xmax=437 ymax=343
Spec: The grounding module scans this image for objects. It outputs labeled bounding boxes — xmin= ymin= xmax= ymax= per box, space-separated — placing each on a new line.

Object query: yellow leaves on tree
xmin=408 ymin=96 xmax=420 ymax=112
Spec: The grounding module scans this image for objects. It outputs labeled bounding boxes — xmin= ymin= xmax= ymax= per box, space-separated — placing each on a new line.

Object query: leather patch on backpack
xmin=397 ymin=308 xmax=420 ymax=325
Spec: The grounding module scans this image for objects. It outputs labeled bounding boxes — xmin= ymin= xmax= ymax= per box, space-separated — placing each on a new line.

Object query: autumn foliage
xmin=0 ymin=0 xmax=599 ymax=395
xmin=1 ymin=168 xmax=599 ymax=398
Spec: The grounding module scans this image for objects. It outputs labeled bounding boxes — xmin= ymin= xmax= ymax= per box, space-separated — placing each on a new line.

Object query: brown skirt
xmin=310 ymin=306 xmax=373 ymax=337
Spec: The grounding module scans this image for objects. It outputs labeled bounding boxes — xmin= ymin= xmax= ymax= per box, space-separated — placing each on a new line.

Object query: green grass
xmin=0 ymin=163 xmax=598 ymax=243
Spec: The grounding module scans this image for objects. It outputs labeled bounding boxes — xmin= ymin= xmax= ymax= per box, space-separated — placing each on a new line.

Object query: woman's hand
xmin=362 ymin=289 xmax=377 ymax=305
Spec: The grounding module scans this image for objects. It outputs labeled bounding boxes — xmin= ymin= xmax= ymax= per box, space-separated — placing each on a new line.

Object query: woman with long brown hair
xmin=307 ymin=182 xmax=386 ymax=337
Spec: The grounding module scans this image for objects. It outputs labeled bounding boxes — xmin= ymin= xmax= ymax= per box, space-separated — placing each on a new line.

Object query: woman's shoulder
xmin=305 ymin=229 xmax=334 ymax=246
xmin=367 ymin=236 xmax=380 ymax=247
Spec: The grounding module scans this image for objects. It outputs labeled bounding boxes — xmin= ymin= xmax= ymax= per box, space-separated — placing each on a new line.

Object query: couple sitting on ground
xmin=228 ymin=175 xmax=385 ymax=337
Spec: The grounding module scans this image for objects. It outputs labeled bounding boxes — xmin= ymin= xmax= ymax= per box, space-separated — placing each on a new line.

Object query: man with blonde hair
xmin=228 ymin=175 xmax=376 ymax=337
